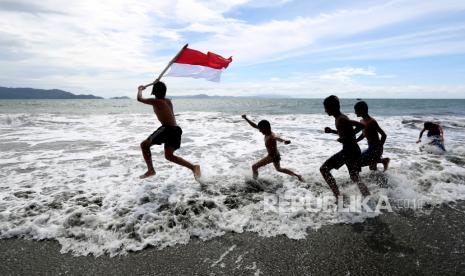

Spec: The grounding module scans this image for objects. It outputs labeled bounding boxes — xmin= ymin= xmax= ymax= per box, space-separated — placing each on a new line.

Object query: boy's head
xmin=424 ymin=122 xmax=434 ymax=130
xmin=257 ymin=120 xmax=271 ymax=135
xmin=151 ymin=81 xmax=167 ymax=99
xmin=354 ymin=101 xmax=368 ymax=117
xmin=323 ymin=95 xmax=340 ymax=116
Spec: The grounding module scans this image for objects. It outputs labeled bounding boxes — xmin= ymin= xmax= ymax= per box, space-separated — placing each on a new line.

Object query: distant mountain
xmin=110 ymin=96 xmax=131 ymax=99
xmin=0 ymin=87 xmax=103 ymax=99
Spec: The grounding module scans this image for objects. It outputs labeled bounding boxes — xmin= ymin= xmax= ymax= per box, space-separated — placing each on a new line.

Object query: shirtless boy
xmin=242 ymin=115 xmax=304 ymax=182
xmin=354 ymin=101 xmax=390 ymax=171
xmin=137 ymin=81 xmax=201 ymax=179
xmin=416 ymin=121 xmax=446 ymax=151
xmin=320 ymin=95 xmax=370 ymax=199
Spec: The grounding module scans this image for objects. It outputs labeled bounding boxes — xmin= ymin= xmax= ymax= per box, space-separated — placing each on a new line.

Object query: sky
xmin=1 ymin=0 xmax=465 ymax=98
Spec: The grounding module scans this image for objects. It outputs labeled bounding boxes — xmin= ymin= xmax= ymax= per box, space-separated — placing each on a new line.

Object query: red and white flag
xmin=165 ymin=47 xmax=232 ymax=82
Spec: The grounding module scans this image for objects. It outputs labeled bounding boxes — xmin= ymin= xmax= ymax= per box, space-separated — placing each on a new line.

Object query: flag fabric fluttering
xmin=165 ymin=47 xmax=232 ymax=82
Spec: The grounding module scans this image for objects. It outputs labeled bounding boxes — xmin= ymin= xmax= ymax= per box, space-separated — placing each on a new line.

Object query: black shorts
xmin=271 ymin=153 xmax=281 ymax=164
xmin=147 ymin=125 xmax=182 ymax=150
xmin=360 ymin=144 xmax=383 ymax=170
xmin=322 ymin=143 xmax=361 ymax=174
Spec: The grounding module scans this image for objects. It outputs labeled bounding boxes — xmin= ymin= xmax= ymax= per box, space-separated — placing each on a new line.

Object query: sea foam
xmin=1 ymin=112 xmax=465 ymax=256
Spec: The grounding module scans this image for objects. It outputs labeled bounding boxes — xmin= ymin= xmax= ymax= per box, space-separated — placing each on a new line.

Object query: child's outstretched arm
xmin=242 ymin=114 xmax=258 ymax=129
xmin=416 ymin=128 xmax=426 ymax=143
xmin=275 ymin=136 xmax=291 ymax=144
xmin=356 ymin=133 xmax=365 ymax=142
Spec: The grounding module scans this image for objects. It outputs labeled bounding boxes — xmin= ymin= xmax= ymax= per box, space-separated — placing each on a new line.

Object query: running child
xmin=137 ymin=81 xmax=201 ymax=179
xmin=354 ymin=101 xmax=390 ymax=171
xmin=320 ymin=95 xmax=370 ymax=199
xmin=242 ymin=114 xmax=304 ymax=182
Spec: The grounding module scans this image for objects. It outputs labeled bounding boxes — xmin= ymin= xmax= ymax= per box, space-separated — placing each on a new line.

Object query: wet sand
xmin=1 ymin=202 xmax=465 ymax=275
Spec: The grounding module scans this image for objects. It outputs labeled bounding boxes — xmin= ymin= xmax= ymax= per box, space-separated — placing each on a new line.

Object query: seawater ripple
xmin=1 ymin=112 xmax=465 ymax=256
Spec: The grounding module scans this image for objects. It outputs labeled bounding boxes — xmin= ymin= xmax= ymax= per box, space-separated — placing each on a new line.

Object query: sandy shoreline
xmin=1 ymin=202 xmax=465 ymax=275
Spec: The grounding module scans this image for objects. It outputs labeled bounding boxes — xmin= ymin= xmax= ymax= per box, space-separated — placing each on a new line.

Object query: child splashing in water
xmin=417 ymin=121 xmax=446 ymax=151
xmin=242 ymin=114 xmax=304 ymax=182
xmin=320 ymin=96 xmax=370 ymax=199
xmin=137 ymin=81 xmax=201 ymax=180
xmin=354 ymin=101 xmax=390 ymax=171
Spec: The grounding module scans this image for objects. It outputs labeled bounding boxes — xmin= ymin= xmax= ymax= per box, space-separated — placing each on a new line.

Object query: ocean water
xmin=1 ymin=98 xmax=465 ymax=256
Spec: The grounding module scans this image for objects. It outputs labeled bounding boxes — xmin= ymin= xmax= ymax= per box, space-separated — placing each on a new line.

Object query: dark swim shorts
xmin=360 ymin=144 xmax=383 ymax=170
xmin=429 ymin=135 xmax=446 ymax=151
xmin=322 ymin=142 xmax=361 ymax=174
xmin=270 ymin=152 xmax=281 ymax=164
xmin=147 ymin=125 xmax=182 ymax=150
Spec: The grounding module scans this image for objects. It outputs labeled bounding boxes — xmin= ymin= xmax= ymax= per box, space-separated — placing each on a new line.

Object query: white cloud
xmin=0 ymin=0 xmax=178 ymax=95
xmin=193 ymin=0 xmax=465 ymax=64
xmin=246 ymin=24 xmax=465 ymax=64
xmin=320 ymin=67 xmax=376 ymax=81
xmin=1 ymin=0 xmax=465 ymax=97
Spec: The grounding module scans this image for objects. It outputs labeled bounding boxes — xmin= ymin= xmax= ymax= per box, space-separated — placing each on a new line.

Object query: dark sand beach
xmin=2 ymin=201 xmax=464 ymax=275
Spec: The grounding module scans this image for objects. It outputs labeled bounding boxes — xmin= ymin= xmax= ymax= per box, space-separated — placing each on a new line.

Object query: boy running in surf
xmin=320 ymin=95 xmax=370 ymax=199
xmin=242 ymin=114 xmax=304 ymax=182
xmin=354 ymin=101 xmax=390 ymax=171
xmin=137 ymin=81 xmax=201 ymax=179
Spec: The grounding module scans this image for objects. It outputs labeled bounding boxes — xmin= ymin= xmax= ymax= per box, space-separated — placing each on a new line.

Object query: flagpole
xmin=143 ymin=43 xmax=188 ymax=89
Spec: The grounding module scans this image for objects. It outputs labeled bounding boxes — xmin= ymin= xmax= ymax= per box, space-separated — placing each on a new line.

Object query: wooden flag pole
xmin=143 ymin=43 xmax=188 ymax=89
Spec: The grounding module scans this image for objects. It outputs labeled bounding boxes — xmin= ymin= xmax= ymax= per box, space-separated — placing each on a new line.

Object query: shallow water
xmin=1 ymin=99 xmax=465 ymax=256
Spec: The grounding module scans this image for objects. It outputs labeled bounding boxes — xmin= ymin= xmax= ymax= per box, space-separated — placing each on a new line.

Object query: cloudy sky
xmin=1 ymin=0 xmax=465 ymax=98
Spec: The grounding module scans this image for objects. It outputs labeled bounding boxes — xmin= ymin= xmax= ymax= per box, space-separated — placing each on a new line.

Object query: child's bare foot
xmin=296 ymin=174 xmax=305 ymax=182
xmin=193 ymin=165 xmax=201 ymax=180
xmin=358 ymin=183 xmax=370 ymax=197
xmin=253 ymin=171 xmax=258 ymax=180
xmin=140 ymin=170 xmax=156 ymax=179
xmin=336 ymin=194 xmax=350 ymax=209
xmin=382 ymin=158 xmax=390 ymax=172
xmin=360 ymin=188 xmax=370 ymax=197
